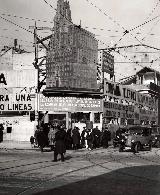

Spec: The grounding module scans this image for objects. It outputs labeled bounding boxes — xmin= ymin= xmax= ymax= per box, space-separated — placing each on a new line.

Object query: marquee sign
xmin=104 ymin=79 xmax=157 ymax=109
xmin=38 ymin=94 xmax=102 ymax=112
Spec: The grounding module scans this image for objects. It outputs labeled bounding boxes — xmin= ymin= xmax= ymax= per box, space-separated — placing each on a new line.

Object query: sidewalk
xmin=0 ymin=140 xmax=33 ymax=150
xmin=0 ymin=140 xmax=113 ymax=151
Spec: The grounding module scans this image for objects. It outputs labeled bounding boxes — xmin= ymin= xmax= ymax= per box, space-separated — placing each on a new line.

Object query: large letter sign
xmin=0 ymin=73 xmax=7 ymax=85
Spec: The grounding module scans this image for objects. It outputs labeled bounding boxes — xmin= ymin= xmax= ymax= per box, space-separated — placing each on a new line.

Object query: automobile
xmin=119 ymin=125 xmax=152 ymax=153
xmin=113 ymin=127 xmax=128 ymax=148
xmin=151 ymin=125 xmax=160 ymax=148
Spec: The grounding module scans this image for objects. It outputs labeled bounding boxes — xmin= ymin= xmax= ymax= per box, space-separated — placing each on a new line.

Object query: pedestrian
xmin=0 ymin=123 xmax=4 ymax=143
xmin=101 ymin=127 xmax=111 ymax=148
xmin=37 ymin=127 xmax=48 ymax=152
xmin=30 ymin=136 xmax=35 ymax=148
xmin=81 ymin=127 xmax=87 ymax=148
xmin=65 ymin=128 xmax=73 ymax=150
xmin=86 ymin=129 xmax=94 ymax=150
xmin=72 ymin=127 xmax=81 ymax=150
xmin=92 ymin=126 xmax=101 ymax=148
xmin=53 ymin=126 xmax=66 ymax=162
xmin=48 ymin=125 xmax=56 ymax=151
xmin=34 ymin=125 xmax=39 ymax=147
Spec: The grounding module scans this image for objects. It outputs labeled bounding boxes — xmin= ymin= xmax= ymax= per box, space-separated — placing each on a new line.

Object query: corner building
xmin=43 ymin=0 xmax=102 ymax=132
xmin=46 ymin=0 xmax=98 ymax=90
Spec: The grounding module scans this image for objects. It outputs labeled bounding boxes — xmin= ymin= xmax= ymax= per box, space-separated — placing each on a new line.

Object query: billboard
xmin=0 ymin=70 xmax=37 ymax=88
xmin=102 ymin=51 xmax=114 ymax=75
xmin=38 ymin=94 xmax=102 ymax=112
xmin=0 ymin=92 xmax=35 ymax=111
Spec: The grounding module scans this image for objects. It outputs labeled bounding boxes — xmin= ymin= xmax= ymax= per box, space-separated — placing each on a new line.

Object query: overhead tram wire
xmin=145 ymin=0 xmax=160 ymax=20
xmin=0 ymin=35 xmax=34 ymax=44
xmin=1 ymin=13 xmax=54 ymax=24
xmin=1 ymin=0 xmax=153 ymax=78
xmin=0 ymin=3 xmax=125 ymax=78
xmin=0 ymin=15 xmax=48 ymax=42
xmin=137 ymin=0 xmax=160 ymax=41
xmin=127 ymin=14 xmax=160 ymax=33
xmin=42 ymin=0 xmax=128 ymax=78
xmin=84 ymin=0 xmax=129 ymax=47
xmin=84 ymin=0 xmax=160 ymax=49
xmin=86 ymin=0 xmax=160 ymax=67
xmin=0 ymin=12 xmax=126 ymax=34
xmin=43 ymin=0 xmax=160 ymax=72
xmin=141 ymin=18 xmax=160 ymax=41
xmin=0 ymin=15 xmax=34 ymax=35
xmin=44 ymin=0 xmax=160 ymax=75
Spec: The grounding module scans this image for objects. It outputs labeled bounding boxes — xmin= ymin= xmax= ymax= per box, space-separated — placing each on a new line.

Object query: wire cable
xmin=84 ymin=0 xmax=160 ymax=49
xmin=1 ymin=12 xmax=54 ymax=24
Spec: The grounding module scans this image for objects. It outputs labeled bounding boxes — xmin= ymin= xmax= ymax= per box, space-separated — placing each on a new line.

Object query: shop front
xmin=103 ymin=79 xmax=158 ymax=131
xmin=38 ymin=94 xmax=103 ymax=133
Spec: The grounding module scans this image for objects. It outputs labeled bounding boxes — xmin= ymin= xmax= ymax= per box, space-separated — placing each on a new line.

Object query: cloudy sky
xmin=0 ymin=0 xmax=160 ymax=52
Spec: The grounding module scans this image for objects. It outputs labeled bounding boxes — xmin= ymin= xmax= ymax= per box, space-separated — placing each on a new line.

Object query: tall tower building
xmin=46 ymin=0 xmax=98 ymax=90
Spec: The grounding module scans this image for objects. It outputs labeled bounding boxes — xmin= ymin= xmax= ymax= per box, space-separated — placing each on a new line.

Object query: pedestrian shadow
xmin=33 ymin=164 xmax=160 ymax=195
xmin=65 ymin=155 xmax=72 ymax=161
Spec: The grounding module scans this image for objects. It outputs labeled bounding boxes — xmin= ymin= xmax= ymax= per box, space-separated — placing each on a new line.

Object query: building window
xmin=71 ymin=112 xmax=90 ymax=123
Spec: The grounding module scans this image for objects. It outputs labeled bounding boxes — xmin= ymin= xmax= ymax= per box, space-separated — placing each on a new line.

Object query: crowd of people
xmin=30 ymin=124 xmax=111 ymax=162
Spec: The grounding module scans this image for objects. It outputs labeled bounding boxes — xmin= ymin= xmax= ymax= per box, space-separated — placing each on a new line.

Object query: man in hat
xmin=53 ymin=126 xmax=66 ymax=162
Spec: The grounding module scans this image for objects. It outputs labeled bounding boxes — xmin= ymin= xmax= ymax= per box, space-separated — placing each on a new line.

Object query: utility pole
xmin=30 ymin=22 xmax=53 ymax=127
xmin=33 ymin=21 xmax=39 ymax=126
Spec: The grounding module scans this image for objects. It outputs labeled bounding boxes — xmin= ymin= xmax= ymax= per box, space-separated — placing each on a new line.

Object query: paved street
xmin=1 ymin=147 xmax=160 ymax=195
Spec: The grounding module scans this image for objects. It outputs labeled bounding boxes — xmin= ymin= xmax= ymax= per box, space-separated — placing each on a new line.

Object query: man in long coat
xmin=72 ymin=127 xmax=81 ymax=150
xmin=53 ymin=127 xmax=66 ymax=162
xmin=37 ymin=127 xmax=48 ymax=152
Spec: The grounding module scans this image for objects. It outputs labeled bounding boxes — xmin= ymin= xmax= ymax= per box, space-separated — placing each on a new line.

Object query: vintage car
xmin=151 ymin=125 xmax=160 ymax=147
xmin=113 ymin=127 xmax=128 ymax=148
xmin=119 ymin=125 xmax=152 ymax=153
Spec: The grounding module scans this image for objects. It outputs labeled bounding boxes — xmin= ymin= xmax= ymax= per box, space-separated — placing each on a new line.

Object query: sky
xmin=0 ymin=0 xmax=160 ymax=51
xmin=0 ymin=0 xmax=160 ymax=80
